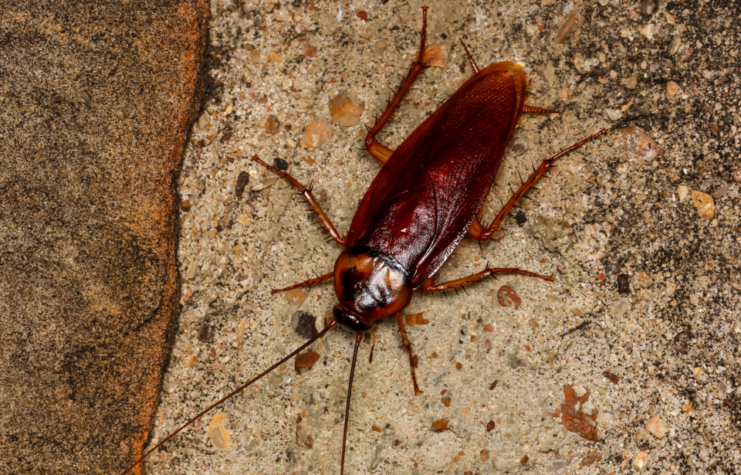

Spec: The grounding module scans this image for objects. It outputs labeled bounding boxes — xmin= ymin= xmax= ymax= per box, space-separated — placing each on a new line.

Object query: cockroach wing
xmin=347 ymin=62 xmax=527 ymax=288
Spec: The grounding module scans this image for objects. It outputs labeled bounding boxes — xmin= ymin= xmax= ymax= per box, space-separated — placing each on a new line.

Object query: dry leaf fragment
xmin=295 ymin=349 xmax=321 ymax=374
xmin=560 ymin=385 xmax=599 ymax=441
xmin=421 ymin=44 xmax=448 ymax=67
xmin=497 ymin=285 xmax=522 ymax=309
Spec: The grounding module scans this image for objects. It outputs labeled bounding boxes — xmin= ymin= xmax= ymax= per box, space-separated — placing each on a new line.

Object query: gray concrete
xmin=150 ymin=0 xmax=740 ymax=474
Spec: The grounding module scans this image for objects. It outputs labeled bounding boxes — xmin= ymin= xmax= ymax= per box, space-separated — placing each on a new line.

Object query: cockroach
xmin=122 ymin=7 xmax=606 ymax=474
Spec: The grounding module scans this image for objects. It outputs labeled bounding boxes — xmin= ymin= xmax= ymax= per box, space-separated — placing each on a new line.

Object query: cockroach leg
xmin=395 ymin=313 xmax=423 ymax=396
xmin=365 ymin=6 xmax=429 ymax=165
xmin=422 ymin=267 xmax=553 ymax=293
xmin=368 ymin=327 xmax=378 ymax=364
xmin=340 ymin=332 xmax=364 ymax=475
xmin=252 ymin=155 xmax=346 ymax=246
xmin=459 ymin=39 xmax=481 ymax=75
xmin=469 ymin=129 xmax=607 ymax=241
xmin=270 ymin=271 xmax=334 ymax=295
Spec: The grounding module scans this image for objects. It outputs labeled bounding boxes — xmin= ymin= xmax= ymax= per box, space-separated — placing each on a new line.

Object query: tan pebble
xmin=625 ymin=76 xmax=638 ymax=89
xmin=677 ymin=185 xmax=690 ymax=202
xmin=558 ymin=88 xmax=569 ymax=100
xmin=733 ymin=169 xmax=741 ymax=183
xmin=236 ymin=318 xmax=247 ymax=344
xmin=237 ymin=214 xmax=250 ymax=227
xmin=421 ymin=43 xmax=448 ymax=67
xmin=268 ymin=52 xmax=283 ymax=63
xmin=684 ymin=103 xmax=691 ymax=113
xmin=618 ymin=126 xmax=663 ymax=163
xmin=265 ymin=115 xmax=281 ymax=134
xmin=666 ymin=81 xmax=681 ymax=100
xmin=329 ymin=91 xmax=364 ymax=127
xmin=480 ymin=449 xmax=489 ymax=462
xmin=645 ymin=415 xmax=666 ymax=439
xmin=185 ymin=355 xmax=197 ymax=367
xmin=302 ymin=41 xmax=317 ymax=58
xmin=555 ymin=10 xmax=581 ymax=43
xmin=691 ymin=190 xmax=715 ymax=219
xmin=639 ymin=24 xmax=654 ymax=41
xmin=208 ymin=413 xmax=230 ymax=450
xmin=632 ymin=452 xmax=647 ymax=470
xmin=542 ymin=0 xmax=556 ymax=4
xmin=301 ymin=120 xmax=333 ymax=148
xmin=248 ymin=50 xmax=262 ymax=64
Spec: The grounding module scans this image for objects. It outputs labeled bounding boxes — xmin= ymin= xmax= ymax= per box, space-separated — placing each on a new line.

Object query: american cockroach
xmin=123 ymin=7 xmax=606 ymax=474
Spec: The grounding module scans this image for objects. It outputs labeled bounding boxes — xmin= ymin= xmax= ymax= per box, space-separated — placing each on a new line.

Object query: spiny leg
xmin=270 ymin=271 xmax=333 ymax=295
xmin=422 ymin=266 xmax=553 ymax=292
xmin=340 ymin=332 xmax=364 ymax=475
xmin=468 ymin=129 xmax=607 ymax=241
xmin=365 ymin=6 xmax=430 ymax=165
xmin=396 ymin=313 xmax=422 ymax=396
xmin=252 ymin=155 xmax=346 ymax=246
xmin=459 ymin=39 xmax=480 ymax=75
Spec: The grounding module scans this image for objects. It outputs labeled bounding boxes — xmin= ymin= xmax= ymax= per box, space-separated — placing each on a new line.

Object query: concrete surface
xmin=0 ymin=1 xmax=209 ymax=473
xmin=147 ymin=0 xmax=739 ymax=474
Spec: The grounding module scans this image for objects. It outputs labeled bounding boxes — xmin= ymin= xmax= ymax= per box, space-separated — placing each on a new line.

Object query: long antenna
xmin=121 ymin=319 xmax=338 ymax=475
xmin=340 ymin=332 xmax=363 ymax=475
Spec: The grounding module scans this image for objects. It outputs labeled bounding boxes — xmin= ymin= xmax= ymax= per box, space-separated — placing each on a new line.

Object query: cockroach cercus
xmin=122 ymin=7 xmax=606 ymax=475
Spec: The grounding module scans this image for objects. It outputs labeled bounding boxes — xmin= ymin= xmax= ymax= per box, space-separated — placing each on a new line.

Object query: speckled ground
xmin=146 ymin=0 xmax=741 ymax=474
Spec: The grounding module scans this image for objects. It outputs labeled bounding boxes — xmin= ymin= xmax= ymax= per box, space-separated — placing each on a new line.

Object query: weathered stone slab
xmin=0 ymin=1 xmax=208 ymax=473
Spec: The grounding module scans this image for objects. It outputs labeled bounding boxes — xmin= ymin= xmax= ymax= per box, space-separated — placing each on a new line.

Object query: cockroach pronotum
xmin=122 ymin=7 xmax=606 ymax=474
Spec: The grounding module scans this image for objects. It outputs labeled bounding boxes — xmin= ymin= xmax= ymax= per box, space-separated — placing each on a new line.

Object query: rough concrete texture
xmin=0 ymin=1 xmax=209 ymax=473
xmin=148 ymin=0 xmax=740 ymax=474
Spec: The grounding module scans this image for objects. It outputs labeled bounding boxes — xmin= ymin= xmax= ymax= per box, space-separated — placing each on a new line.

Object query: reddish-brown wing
xmin=346 ymin=62 xmax=527 ymax=288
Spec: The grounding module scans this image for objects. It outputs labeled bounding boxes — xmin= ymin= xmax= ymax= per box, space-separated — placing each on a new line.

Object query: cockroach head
xmin=333 ymin=246 xmax=413 ymax=330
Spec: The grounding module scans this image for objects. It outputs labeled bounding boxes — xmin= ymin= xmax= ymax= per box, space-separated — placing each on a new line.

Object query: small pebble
xmin=625 ymin=76 xmax=638 ymax=89
xmin=611 ymin=298 xmax=629 ymax=318
xmin=302 ymin=41 xmax=317 ymax=58
xmin=632 ymin=451 xmax=647 ymax=470
xmin=197 ymin=324 xmax=215 ymax=342
xmin=666 ymin=81 xmax=681 ymax=100
xmin=690 ymin=190 xmax=715 ymax=219
xmin=208 ymin=413 xmax=230 ymax=450
xmin=673 ymin=331 xmax=689 ymax=354
xmin=645 ymin=415 xmax=666 ymax=439
xmin=235 ymin=171 xmax=249 ymax=198
xmin=669 ymin=36 xmax=682 ymax=55
xmin=617 ymin=274 xmax=630 ymax=294
xmin=268 ymin=51 xmax=283 ymax=63
xmin=181 ymin=199 xmax=191 ymax=211
xmin=273 ymin=157 xmax=288 ymax=170
xmin=677 ymin=185 xmax=690 ymax=202
xmin=486 ymin=420 xmax=495 ymax=431
xmin=641 ymin=0 xmax=657 ymax=15
xmin=732 ymin=169 xmax=741 ymax=183
xmin=605 ymin=108 xmax=622 ymax=121
xmin=555 ymin=10 xmax=581 ymax=43
xmin=618 ymin=126 xmax=663 ymax=163
xmin=329 ymin=91 xmax=365 ymax=126
xmin=356 ymin=10 xmax=368 ymax=21
xmin=301 ymin=120 xmax=333 ymax=148
xmin=639 ymin=24 xmax=654 ymax=41
xmin=515 ymin=211 xmax=527 ymax=226
xmin=265 ymin=115 xmax=281 ymax=134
